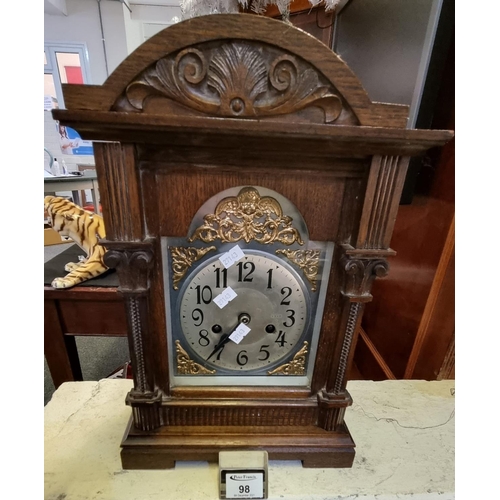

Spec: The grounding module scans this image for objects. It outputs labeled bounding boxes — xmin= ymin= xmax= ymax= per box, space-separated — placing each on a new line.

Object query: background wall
xmin=44 ymin=0 xmax=181 ymax=172
xmin=334 ymin=0 xmax=439 ymax=128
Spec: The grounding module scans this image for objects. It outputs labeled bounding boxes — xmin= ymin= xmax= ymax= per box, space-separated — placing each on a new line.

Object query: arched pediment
xmin=114 ymin=40 xmax=359 ymax=126
xmin=62 ymin=14 xmax=409 ymax=128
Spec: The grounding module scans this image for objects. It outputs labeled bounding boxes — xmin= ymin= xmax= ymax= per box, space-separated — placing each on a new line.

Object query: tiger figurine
xmin=44 ymin=196 xmax=108 ymax=289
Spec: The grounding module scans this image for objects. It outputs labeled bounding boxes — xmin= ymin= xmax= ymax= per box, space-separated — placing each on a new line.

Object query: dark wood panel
xmin=44 ymin=285 xmax=122 ymax=301
xmin=356 ymin=156 xmax=411 ymax=249
xmin=357 ymin=39 xmax=455 ymax=379
xmin=310 ymin=243 xmax=345 ymax=393
xmin=53 ymin=110 xmax=451 ymax=158
xmin=138 ymin=145 xmax=368 ymax=175
xmin=358 ymin=327 xmax=396 ymax=379
xmin=93 ymin=143 xmax=144 ymax=241
xmin=122 ymin=419 xmax=355 ymax=469
xmin=58 ymin=299 xmax=128 ymax=336
xmin=408 ymin=223 xmax=455 ymax=380
xmin=361 ymin=132 xmax=454 ymax=378
xmin=45 ymin=299 xmax=83 ymax=388
xmin=44 ymin=285 xmax=128 ymax=388
xmin=156 ymin=168 xmax=349 ymax=242
xmin=145 ymin=264 xmax=169 ymax=394
xmin=353 ymin=332 xmax=390 ymax=381
xmin=438 ymin=335 xmax=455 ymax=380
xmin=360 ymin=198 xmax=454 ymax=378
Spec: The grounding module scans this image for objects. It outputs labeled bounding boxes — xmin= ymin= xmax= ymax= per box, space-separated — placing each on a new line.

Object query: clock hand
xmin=206 ymin=332 xmax=231 ymax=362
xmin=206 ymin=313 xmax=252 ymax=362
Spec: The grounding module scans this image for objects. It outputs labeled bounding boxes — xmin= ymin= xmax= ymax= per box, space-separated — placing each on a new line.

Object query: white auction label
xmin=219 ymin=245 xmax=245 ymax=269
xmin=229 ymin=323 xmax=251 ymax=344
xmin=225 ymin=472 xmax=264 ymax=499
xmin=213 ymin=286 xmax=238 ymax=309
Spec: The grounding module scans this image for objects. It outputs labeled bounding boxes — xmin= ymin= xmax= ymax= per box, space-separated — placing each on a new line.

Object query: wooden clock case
xmin=53 ymin=14 xmax=452 ymax=469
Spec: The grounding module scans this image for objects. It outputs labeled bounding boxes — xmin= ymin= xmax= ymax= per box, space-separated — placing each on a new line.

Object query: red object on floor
xmin=125 ymin=362 xmax=133 ymax=379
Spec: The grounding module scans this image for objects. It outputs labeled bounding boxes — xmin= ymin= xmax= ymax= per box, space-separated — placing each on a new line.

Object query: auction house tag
xmin=213 ymin=287 xmax=238 ymax=309
xmin=219 ymin=245 xmax=245 ymax=269
xmin=225 ymin=471 xmax=264 ymax=499
xmin=219 ymin=451 xmax=268 ymax=499
xmin=229 ymin=323 xmax=251 ymax=344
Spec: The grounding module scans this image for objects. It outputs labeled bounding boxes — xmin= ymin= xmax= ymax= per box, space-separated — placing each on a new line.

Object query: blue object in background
xmin=57 ymin=122 xmax=94 ymax=156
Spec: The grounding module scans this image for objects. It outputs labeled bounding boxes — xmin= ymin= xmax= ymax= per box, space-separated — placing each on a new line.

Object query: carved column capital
xmin=340 ymin=249 xmax=389 ymax=301
xmin=103 ymin=241 xmax=154 ymax=293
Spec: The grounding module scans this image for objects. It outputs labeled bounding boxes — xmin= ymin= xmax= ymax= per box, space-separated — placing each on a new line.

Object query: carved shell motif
xmin=122 ymin=42 xmax=349 ymax=123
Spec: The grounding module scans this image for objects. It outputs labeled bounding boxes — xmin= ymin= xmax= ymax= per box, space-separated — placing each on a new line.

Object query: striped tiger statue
xmin=44 ymin=196 xmax=108 ymax=289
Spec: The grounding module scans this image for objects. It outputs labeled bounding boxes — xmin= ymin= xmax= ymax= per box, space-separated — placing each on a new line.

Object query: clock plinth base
xmin=120 ymin=417 xmax=355 ymax=470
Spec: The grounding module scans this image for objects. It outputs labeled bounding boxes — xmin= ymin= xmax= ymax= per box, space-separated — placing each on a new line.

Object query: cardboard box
xmin=44 ymin=227 xmax=73 ymax=246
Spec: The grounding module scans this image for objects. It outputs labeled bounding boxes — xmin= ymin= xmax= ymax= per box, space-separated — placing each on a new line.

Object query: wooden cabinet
xmin=260 ymin=1 xmax=455 ymax=382
xmin=355 ymin=40 xmax=455 ymax=381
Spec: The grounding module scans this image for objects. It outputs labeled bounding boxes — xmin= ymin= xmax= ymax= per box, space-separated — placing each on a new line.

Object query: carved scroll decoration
xmin=122 ymin=42 xmax=348 ymax=123
xmin=175 ymin=340 xmax=216 ymax=375
xmin=342 ymin=257 xmax=389 ymax=299
xmin=189 ymin=187 xmax=304 ymax=245
xmin=268 ymin=342 xmax=308 ymax=375
xmin=104 ymin=246 xmax=154 ymax=293
xmin=169 ymin=246 xmax=216 ymax=290
xmin=276 ymin=249 xmax=320 ymax=291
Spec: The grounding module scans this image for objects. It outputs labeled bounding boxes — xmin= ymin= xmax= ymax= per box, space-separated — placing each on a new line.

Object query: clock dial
xmin=178 ymin=250 xmax=309 ymax=373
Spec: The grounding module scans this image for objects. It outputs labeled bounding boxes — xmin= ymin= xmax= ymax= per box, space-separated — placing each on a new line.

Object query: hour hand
xmin=206 ymin=332 xmax=231 ymax=362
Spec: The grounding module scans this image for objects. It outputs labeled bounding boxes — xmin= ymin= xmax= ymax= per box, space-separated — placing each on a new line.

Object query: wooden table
xmin=44 ymin=245 xmax=127 ymax=388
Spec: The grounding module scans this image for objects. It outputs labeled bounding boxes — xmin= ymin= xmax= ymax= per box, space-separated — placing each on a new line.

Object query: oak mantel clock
xmin=53 ymin=14 xmax=452 ymax=469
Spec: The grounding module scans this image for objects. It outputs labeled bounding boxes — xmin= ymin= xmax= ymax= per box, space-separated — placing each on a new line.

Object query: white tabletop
xmin=44 ymin=379 xmax=455 ymax=500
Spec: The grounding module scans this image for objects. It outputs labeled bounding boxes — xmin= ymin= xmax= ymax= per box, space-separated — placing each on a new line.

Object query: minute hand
xmin=206 ymin=332 xmax=232 ymax=362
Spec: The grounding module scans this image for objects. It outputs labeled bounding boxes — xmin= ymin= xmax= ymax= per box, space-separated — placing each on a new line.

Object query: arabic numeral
xmin=275 ymin=330 xmax=287 ymax=347
xmin=237 ymin=261 xmax=255 ymax=282
xmin=258 ymin=345 xmax=270 ymax=361
xmin=195 ymin=285 xmax=212 ymax=304
xmin=280 ymin=287 xmax=292 ymax=305
xmin=236 ymin=350 xmax=248 ymax=366
xmin=214 ymin=267 xmax=227 ymax=288
xmin=267 ymin=268 xmax=273 ymax=289
xmin=198 ymin=329 xmax=210 ymax=347
xmin=216 ymin=344 xmax=225 ymax=361
xmin=192 ymin=308 xmax=204 ymax=327
xmin=283 ymin=309 xmax=295 ymax=327
xmin=239 ymin=486 xmax=250 ymax=494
